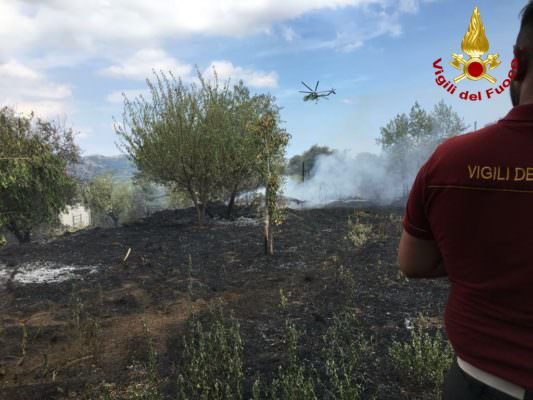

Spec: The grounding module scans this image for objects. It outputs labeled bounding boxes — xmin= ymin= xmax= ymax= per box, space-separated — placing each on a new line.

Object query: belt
xmin=457 ymin=355 xmax=526 ymax=400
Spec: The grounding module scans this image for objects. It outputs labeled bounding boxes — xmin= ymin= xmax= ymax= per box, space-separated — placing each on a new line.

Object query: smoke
xmin=282 ymin=141 xmax=438 ymax=207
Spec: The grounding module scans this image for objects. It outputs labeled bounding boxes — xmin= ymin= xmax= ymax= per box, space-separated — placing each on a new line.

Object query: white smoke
xmin=282 ymin=142 xmax=439 ymax=207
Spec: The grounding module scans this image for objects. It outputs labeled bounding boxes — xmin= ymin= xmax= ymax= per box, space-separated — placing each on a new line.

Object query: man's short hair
xmin=519 ymin=0 xmax=533 ymax=59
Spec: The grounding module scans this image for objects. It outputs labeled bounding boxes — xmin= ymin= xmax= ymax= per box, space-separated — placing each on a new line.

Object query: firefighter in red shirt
xmin=398 ymin=2 xmax=533 ymax=399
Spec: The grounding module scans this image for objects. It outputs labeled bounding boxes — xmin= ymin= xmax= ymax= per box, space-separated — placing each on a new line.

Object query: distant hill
xmin=69 ymin=155 xmax=137 ymax=182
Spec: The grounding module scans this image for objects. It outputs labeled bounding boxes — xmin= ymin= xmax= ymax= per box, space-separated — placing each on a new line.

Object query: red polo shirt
xmin=403 ymin=103 xmax=533 ymax=389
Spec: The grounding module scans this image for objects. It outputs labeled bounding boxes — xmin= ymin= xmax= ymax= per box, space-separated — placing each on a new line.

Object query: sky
xmin=0 ymin=0 xmax=528 ymax=158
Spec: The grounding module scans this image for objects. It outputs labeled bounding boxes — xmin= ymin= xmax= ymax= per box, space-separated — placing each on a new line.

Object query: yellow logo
xmin=450 ymin=7 xmax=501 ymax=83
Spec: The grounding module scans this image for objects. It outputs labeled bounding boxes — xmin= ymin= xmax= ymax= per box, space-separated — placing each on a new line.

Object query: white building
xmin=59 ymin=204 xmax=91 ymax=229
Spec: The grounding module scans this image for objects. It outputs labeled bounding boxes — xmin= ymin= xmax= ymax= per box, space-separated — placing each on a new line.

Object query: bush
xmin=388 ymin=313 xmax=453 ymax=397
xmin=177 ymin=299 xmax=244 ymax=400
xmin=346 ymin=216 xmax=373 ymax=248
xmin=266 ymin=319 xmax=317 ymax=400
xmin=321 ymin=310 xmax=375 ymax=400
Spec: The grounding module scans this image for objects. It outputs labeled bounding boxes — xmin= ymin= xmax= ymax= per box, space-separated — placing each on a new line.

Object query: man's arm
xmin=401 ymin=259 xmax=447 ymax=279
xmin=397 ymin=229 xmax=447 ymax=279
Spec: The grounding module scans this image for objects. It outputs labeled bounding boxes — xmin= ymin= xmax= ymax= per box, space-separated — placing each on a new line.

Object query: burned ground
xmin=0 ymin=203 xmax=450 ymax=399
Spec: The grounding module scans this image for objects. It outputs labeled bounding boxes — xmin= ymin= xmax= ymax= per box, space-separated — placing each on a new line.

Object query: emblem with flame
xmin=450 ymin=7 xmax=501 ymax=83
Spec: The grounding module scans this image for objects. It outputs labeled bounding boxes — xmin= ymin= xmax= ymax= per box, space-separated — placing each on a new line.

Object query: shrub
xmin=346 ymin=216 xmax=373 ymax=248
xmin=388 ymin=313 xmax=453 ymax=397
xmin=321 ymin=310 xmax=375 ymax=400
xmin=267 ymin=319 xmax=317 ymax=400
xmin=177 ymin=299 xmax=244 ymax=400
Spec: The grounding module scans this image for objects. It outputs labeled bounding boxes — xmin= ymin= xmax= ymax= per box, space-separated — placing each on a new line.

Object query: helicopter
xmin=299 ymin=81 xmax=336 ymax=102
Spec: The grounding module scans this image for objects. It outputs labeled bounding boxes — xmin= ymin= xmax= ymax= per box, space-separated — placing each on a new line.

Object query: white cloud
xmin=100 ymin=48 xmax=192 ymax=80
xmin=0 ymin=60 xmax=72 ymax=118
xmin=101 ymin=49 xmax=278 ymax=89
xmin=204 ymin=61 xmax=278 ymax=88
xmin=2 ymin=0 xmax=408 ymax=55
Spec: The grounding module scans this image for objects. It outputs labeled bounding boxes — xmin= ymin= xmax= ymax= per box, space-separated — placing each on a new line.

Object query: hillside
xmin=69 ymin=155 xmax=137 ymax=182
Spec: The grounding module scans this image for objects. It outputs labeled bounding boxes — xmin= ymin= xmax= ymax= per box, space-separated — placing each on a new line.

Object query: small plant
xmin=177 ymin=299 xmax=244 ymax=400
xmin=396 ymin=270 xmax=409 ymax=283
xmin=39 ymin=353 xmax=49 ymax=378
xmin=251 ymin=376 xmax=261 ymax=400
xmin=337 ymin=265 xmax=357 ymax=307
xmin=321 ymin=310 xmax=375 ymax=400
xmin=267 ymin=319 xmax=317 ymax=400
xmin=142 ymin=319 xmax=159 ymax=391
xmin=17 ymin=320 xmax=28 ymax=365
xmin=69 ymin=283 xmax=84 ymax=331
xmin=388 ymin=312 xmax=453 ymax=398
xmin=389 ymin=213 xmax=404 ymax=235
xmin=346 ymin=216 xmax=373 ymax=248
xmin=279 ymin=288 xmax=288 ymax=311
xmin=187 ymin=254 xmax=193 ymax=301
xmin=82 ymin=317 xmax=103 ymax=363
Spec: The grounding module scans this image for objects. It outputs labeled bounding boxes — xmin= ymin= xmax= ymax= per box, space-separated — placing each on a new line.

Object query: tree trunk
xmin=8 ymin=221 xmax=31 ymax=243
xmin=267 ymin=214 xmax=274 ymax=255
xmin=196 ymin=203 xmax=205 ymax=226
xmin=108 ymin=213 xmax=119 ymax=227
xmin=226 ymin=185 xmax=239 ymax=219
xmin=264 ymin=186 xmax=273 ymax=256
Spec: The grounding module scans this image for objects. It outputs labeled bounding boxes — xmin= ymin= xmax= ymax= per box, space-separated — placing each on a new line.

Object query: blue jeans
xmin=442 ymin=357 xmax=533 ymax=400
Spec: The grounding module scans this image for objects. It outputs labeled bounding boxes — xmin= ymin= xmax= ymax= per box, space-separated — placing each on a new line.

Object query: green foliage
xmin=267 ymin=319 xmax=317 ymax=400
xmin=376 ymin=100 xmax=467 ymax=152
xmin=177 ymin=299 xmax=244 ymax=400
xmin=116 ymin=67 xmax=281 ymax=225
xmin=285 ymin=144 xmax=334 ymax=178
xmin=346 ymin=216 xmax=374 ymax=248
xmin=321 ymin=310 xmax=375 ymax=400
xmin=388 ymin=313 xmax=454 ymax=397
xmin=247 ymin=110 xmax=291 ymax=254
xmin=0 ymin=106 xmax=80 ymax=242
xmin=376 ymin=101 xmax=467 ymax=198
xmin=82 ymin=174 xmax=133 ymax=226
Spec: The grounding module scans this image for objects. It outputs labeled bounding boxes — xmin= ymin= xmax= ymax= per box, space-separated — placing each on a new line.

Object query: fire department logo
xmin=450 ymin=6 xmax=501 ymax=83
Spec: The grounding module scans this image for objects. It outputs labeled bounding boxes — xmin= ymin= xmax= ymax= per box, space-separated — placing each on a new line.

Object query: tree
xmin=0 ymin=107 xmax=79 ymax=243
xmin=286 ymin=144 xmax=334 ymax=179
xmin=247 ymin=109 xmax=291 ymax=256
xmin=82 ymin=174 xmax=133 ymax=227
xmin=116 ymin=69 xmax=229 ymax=225
xmin=116 ymin=68 xmax=275 ymax=225
xmin=376 ymin=101 xmax=467 ymax=198
xmin=215 ymin=82 xmax=266 ymax=219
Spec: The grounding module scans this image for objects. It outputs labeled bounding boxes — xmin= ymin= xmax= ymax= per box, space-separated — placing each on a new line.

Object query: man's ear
xmin=513 ymin=46 xmax=529 ymax=81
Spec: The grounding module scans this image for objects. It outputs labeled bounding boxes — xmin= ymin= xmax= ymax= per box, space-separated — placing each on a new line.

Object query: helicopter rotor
xmin=301 ymin=81 xmax=314 ymax=92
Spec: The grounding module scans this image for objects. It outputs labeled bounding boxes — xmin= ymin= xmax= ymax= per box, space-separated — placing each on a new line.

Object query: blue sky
xmin=0 ymin=0 xmax=527 ymax=158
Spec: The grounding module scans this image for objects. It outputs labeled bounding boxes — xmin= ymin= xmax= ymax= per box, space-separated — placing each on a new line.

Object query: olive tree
xmin=82 ymin=174 xmax=133 ymax=227
xmin=116 ymin=68 xmax=275 ymax=225
xmin=376 ymin=101 xmax=467 ymax=198
xmin=0 ymin=106 xmax=79 ymax=243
